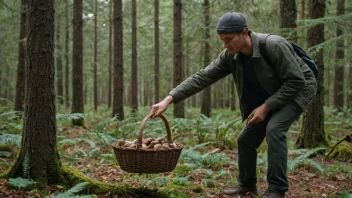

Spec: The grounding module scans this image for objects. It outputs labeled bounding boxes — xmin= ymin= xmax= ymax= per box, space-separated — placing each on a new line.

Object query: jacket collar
xmin=233 ymin=31 xmax=261 ymax=60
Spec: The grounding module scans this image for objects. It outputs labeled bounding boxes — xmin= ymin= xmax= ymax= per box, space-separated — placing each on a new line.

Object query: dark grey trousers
xmin=237 ymin=101 xmax=303 ymax=192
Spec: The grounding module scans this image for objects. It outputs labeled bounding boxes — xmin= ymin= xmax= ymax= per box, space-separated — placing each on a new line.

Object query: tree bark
xmin=14 ymin=0 xmax=28 ymax=112
xmin=154 ymin=0 xmax=160 ymax=104
xmin=280 ymin=0 xmax=297 ymax=42
xmin=201 ymin=0 xmax=211 ymax=117
xmin=93 ymin=0 xmax=98 ymax=111
xmin=0 ymin=39 xmax=2 ymax=98
xmin=131 ymin=0 xmax=138 ymax=112
xmin=65 ymin=0 xmax=70 ymax=109
xmin=349 ymin=61 xmax=352 ymax=108
xmin=56 ymin=15 xmax=64 ymax=105
xmin=112 ymin=0 xmax=124 ymax=120
xmin=296 ymin=0 xmax=328 ymax=148
xmin=300 ymin=0 xmax=305 ymax=19
xmin=173 ymin=0 xmax=184 ymax=118
xmin=333 ymin=0 xmax=345 ymax=110
xmin=72 ymin=0 xmax=84 ymax=126
xmin=9 ymin=0 xmax=63 ymax=185
xmin=108 ymin=0 xmax=112 ymax=108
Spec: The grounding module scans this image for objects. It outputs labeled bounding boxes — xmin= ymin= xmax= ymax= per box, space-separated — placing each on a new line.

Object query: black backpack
xmin=259 ymin=34 xmax=318 ymax=77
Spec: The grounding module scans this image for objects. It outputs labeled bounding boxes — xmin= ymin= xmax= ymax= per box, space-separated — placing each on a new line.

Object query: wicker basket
xmin=112 ymin=113 xmax=184 ymax=173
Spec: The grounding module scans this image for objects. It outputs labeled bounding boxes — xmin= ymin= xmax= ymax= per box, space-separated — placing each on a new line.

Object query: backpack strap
xmin=258 ymin=34 xmax=274 ymax=68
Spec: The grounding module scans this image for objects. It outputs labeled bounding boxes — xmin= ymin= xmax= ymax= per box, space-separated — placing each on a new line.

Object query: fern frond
xmin=171 ymin=176 xmax=189 ymax=186
xmin=288 ymin=147 xmax=326 ymax=172
xmin=22 ymin=151 xmax=30 ymax=178
xmin=58 ymin=139 xmax=77 ymax=147
xmin=56 ymin=113 xmax=87 ymax=121
xmin=51 ymin=182 xmax=94 ymax=198
xmin=0 ymin=132 xmax=21 ymax=145
xmin=76 ymin=138 xmax=96 ymax=148
xmin=8 ymin=177 xmax=36 ymax=189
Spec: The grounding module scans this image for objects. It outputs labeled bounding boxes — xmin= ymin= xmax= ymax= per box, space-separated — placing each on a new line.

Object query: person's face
xmin=218 ymin=31 xmax=246 ymax=54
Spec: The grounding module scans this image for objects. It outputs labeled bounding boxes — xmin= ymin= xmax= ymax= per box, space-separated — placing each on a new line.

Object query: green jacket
xmin=169 ymin=31 xmax=317 ymax=120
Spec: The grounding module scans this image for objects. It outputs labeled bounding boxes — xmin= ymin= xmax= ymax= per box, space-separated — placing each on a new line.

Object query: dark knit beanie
xmin=217 ymin=12 xmax=248 ymax=34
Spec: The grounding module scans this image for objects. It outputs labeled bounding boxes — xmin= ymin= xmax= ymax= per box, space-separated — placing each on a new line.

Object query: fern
xmin=51 ymin=182 xmax=95 ymax=198
xmin=8 ymin=177 xmax=36 ymax=189
xmin=0 ymin=132 xmax=21 ymax=145
xmin=76 ymin=138 xmax=96 ymax=148
xmin=146 ymin=177 xmax=168 ymax=187
xmin=56 ymin=113 xmax=87 ymax=121
xmin=181 ymin=144 xmax=235 ymax=170
xmin=88 ymin=148 xmax=100 ymax=157
xmin=58 ymin=139 xmax=77 ymax=147
xmin=0 ymin=111 xmax=22 ymax=119
xmin=88 ymin=131 xmax=116 ymax=145
xmin=171 ymin=176 xmax=189 ymax=186
xmin=22 ymin=151 xmax=30 ymax=178
xmin=75 ymin=149 xmax=88 ymax=157
xmin=288 ymin=147 xmax=326 ymax=172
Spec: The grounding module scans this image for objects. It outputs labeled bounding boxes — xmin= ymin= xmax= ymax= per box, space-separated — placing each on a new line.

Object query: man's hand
xmin=150 ymin=95 xmax=174 ymax=116
xmin=247 ymin=103 xmax=271 ymax=124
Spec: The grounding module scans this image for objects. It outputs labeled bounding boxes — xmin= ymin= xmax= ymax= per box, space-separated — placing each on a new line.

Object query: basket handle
xmin=137 ymin=113 xmax=173 ymax=149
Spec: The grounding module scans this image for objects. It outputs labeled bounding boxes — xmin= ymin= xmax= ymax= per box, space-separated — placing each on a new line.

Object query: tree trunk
xmin=131 ymin=0 xmax=138 ymax=112
xmin=14 ymin=0 xmax=28 ymax=112
xmin=65 ymin=0 xmax=70 ymax=109
xmin=154 ymin=0 xmax=160 ymax=104
xmin=300 ymin=0 xmax=305 ymax=19
xmin=56 ymin=16 xmax=64 ymax=105
xmin=9 ymin=0 xmax=63 ymax=186
xmin=72 ymin=0 xmax=84 ymax=126
xmin=296 ymin=0 xmax=328 ymax=148
xmin=349 ymin=61 xmax=352 ymax=109
xmin=0 ymin=40 xmax=2 ymax=98
xmin=93 ymin=0 xmax=98 ymax=111
xmin=280 ymin=0 xmax=297 ymax=42
xmin=108 ymin=0 xmax=112 ymax=108
xmin=333 ymin=0 xmax=344 ymax=110
xmin=173 ymin=0 xmax=184 ymax=118
xmin=112 ymin=0 xmax=124 ymax=120
xmin=200 ymin=0 xmax=211 ymax=117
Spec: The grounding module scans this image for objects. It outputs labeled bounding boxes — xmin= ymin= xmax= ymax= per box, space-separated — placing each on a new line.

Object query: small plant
xmin=8 ymin=177 xmax=36 ymax=190
xmin=50 ymin=182 xmax=96 ymax=198
xmin=288 ymin=147 xmax=326 ymax=172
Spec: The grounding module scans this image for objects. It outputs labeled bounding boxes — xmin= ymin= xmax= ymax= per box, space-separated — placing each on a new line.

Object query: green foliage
xmin=58 ymin=139 xmax=77 ymax=147
xmin=181 ymin=143 xmax=236 ymax=170
xmin=171 ymin=176 xmax=189 ymax=186
xmin=8 ymin=177 xmax=36 ymax=190
xmin=56 ymin=113 xmax=88 ymax=121
xmin=287 ymin=147 xmax=326 ymax=172
xmin=337 ymin=190 xmax=352 ymax=198
xmin=50 ymin=182 xmax=96 ymax=198
xmin=0 ymin=132 xmax=21 ymax=145
xmin=324 ymin=162 xmax=352 ymax=180
xmin=146 ymin=177 xmax=168 ymax=187
xmin=22 ymin=151 xmax=30 ymax=178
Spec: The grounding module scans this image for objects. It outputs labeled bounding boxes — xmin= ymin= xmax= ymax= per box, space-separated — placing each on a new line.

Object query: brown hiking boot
xmin=261 ymin=189 xmax=285 ymax=198
xmin=223 ymin=185 xmax=258 ymax=195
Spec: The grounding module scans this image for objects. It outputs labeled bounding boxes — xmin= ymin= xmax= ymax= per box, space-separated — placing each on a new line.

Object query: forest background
xmin=0 ymin=0 xmax=352 ymax=197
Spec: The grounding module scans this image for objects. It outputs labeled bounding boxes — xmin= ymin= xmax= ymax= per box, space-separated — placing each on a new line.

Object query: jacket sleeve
xmin=264 ymin=40 xmax=306 ymax=111
xmin=169 ymin=50 xmax=232 ymax=103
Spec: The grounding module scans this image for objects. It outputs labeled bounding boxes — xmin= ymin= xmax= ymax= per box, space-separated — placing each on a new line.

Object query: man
xmin=150 ymin=12 xmax=316 ymax=198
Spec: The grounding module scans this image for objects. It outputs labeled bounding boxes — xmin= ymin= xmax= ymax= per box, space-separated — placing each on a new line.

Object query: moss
xmin=327 ymin=141 xmax=352 ymax=161
xmin=61 ymin=166 xmax=167 ymax=197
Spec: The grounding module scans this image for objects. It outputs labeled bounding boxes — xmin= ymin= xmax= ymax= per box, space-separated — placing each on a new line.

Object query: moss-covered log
xmin=325 ymin=141 xmax=352 ymax=161
xmin=1 ymin=165 xmax=167 ymax=197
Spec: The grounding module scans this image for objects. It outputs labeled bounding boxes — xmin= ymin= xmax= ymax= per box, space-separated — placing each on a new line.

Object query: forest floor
xmin=1 ymin=108 xmax=352 ymax=198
